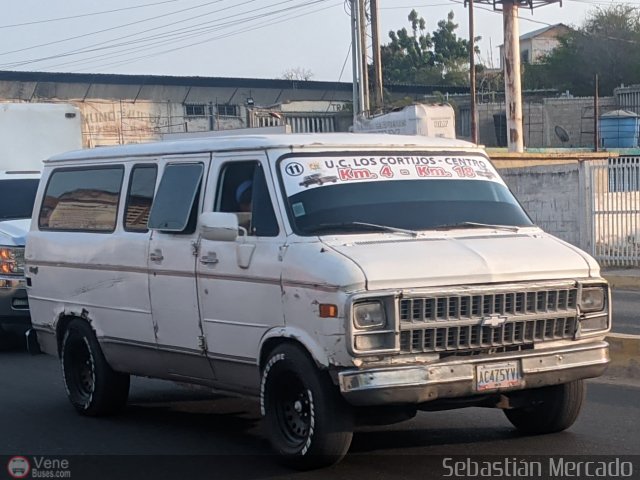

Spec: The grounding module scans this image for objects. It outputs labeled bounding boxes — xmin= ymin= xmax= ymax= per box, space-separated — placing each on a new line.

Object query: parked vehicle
xmin=0 ymin=103 xmax=82 ymax=347
xmin=353 ymin=104 xmax=456 ymax=139
xmin=26 ymin=133 xmax=610 ymax=469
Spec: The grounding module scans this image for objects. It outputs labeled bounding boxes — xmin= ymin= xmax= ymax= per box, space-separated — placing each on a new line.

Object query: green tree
xmin=380 ymin=10 xmax=477 ymax=85
xmin=536 ymin=5 xmax=640 ymax=95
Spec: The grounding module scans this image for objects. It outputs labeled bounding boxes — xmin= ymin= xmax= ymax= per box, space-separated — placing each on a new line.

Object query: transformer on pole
xmin=472 ymin=0 xmax=562 ymax=152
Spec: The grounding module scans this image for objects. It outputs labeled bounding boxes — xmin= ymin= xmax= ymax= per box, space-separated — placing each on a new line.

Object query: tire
xmin=504 ymin=380 xmax=585 ymax=435
xmin=60 ymin=319 xmax=130 ymax=416
xmin=260 ymin=344 xmax=353 ymax=470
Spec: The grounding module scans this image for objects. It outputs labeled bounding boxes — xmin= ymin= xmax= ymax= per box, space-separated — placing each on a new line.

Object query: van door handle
xmin=200 ymin=252 xmax=219 ymax=265
xmin=149 ymin=250 xmax=164 ymax=262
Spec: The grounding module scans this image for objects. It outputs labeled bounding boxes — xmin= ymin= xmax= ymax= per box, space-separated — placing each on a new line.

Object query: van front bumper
xmin=0 ymin=277 xmax=31 ymax=335
xmin=338 ymin=341 xmax=609 ymax=406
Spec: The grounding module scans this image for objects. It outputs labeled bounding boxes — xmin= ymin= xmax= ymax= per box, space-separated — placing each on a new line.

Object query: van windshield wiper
xmin=304 ymin=221 xmax=418 ymax=237
xmin=434 ymin=222 xmax=521 ymax=232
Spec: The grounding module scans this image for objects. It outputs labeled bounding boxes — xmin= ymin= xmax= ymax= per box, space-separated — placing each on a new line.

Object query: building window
xmin=216 ymin=104 xmax=238 ymax=117
xmin=521 ymin=49 xmax=530 ymax=64
xmin=185 ymin=104 xmax=207 ymax=117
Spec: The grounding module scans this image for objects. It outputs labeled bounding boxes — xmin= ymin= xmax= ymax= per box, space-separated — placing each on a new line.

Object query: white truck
xmin=0 ymin=103 xmax=82 ymax=347
xmin=353 ymin=104 xmax=456 ymax=139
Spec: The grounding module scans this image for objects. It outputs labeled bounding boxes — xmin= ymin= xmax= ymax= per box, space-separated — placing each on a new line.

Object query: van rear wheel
xmin=61 ymin=319 xmax=130 ymax=416
xmin=261 ymin=344 xmax=353 ymax=470
xmin=504 ymin=380 xmax=585 ymax=434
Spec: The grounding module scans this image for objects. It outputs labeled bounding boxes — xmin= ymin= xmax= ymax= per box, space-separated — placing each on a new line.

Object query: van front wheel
xmin=504 ymin=380 xmax=585 ymax=434
xmin=261 ymin=344 xmax=353 ymax=470
xmin=60 ymin=319 xmax=130 ymax=416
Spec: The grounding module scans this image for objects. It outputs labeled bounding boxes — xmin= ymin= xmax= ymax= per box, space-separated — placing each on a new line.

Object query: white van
xmin=26 ymin=134 xmax=610 ymax=469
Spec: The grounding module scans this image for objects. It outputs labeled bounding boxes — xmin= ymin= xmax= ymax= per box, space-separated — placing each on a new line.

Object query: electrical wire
xmin=0 ymin=1 xmax=179 ymax=29
xmin=70 ymin=1 xmax=344 ymax=72
xmin=0 ymin=0 xmax=328 ymax=69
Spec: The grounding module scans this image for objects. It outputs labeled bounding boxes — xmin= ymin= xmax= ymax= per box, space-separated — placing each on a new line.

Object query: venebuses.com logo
xmin=6 ymin=456 xmax=71 ymax=479
xmin=6 ymin=456 xmax=30 ymax=479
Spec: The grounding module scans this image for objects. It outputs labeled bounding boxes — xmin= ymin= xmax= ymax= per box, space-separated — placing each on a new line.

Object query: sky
xmin=0 ymin=0 xmax=614 ymax=82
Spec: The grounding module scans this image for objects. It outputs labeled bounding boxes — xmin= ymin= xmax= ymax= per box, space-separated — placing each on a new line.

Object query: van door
xmin=196 ymin=154 xmax=284 ymax=394
xmin=147 ymin=156 xmax=215 ymax=382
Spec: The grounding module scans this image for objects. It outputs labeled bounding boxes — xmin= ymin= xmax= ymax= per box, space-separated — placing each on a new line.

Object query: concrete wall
xmin=499 ymin=163 xmax=586 ymax=249
xmin=463 ymin=96 xmax=617 ymax=148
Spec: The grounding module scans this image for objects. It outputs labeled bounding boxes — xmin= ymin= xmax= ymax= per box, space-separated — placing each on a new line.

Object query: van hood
xmin=322 ymin=229 xmax=598 ymax=290
xmin=0 ymin=218 xmax=30 ymax=246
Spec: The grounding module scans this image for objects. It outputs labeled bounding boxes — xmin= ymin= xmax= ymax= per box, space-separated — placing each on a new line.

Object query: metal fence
xmin=587 ymin=156 xmax=640 ymax=267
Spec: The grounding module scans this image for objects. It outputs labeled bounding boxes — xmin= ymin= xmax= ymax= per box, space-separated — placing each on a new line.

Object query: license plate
xmin=476 ymin=361 xmax=523 ymax=392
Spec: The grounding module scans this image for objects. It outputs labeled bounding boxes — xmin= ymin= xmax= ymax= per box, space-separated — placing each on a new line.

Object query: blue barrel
xmin=599 ymin=110 xmax=640 ymax=148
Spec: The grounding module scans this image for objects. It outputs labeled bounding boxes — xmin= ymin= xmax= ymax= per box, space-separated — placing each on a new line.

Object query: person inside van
xmin=235 ymin=179 xmax=253 ymax=212
xmin=235 ymin=179 xmax=252 ymax=231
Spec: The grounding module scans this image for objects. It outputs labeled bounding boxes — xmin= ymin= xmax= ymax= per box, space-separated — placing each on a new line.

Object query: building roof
xmin=0 ymin=70 xmax=469 ymax=96
xmin=498 ymin=23 xmax=569 ymax=47
xmin=520 ymin=23 xmax=569 ymax=41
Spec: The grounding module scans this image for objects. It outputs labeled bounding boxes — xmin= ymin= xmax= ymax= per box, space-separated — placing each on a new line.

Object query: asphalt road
xmin=1 ymin=349 xmax=639 ymax=480
xmin=612 ymin=289 xmax=640 ymax=335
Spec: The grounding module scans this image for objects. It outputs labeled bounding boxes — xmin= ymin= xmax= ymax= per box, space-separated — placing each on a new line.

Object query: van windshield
xmin=0 ymin=179 xmax=39 ymax=220
xmin=278 ymin=153 xmax=532 ymax=235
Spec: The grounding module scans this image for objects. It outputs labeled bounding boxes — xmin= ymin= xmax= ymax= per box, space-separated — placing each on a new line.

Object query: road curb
xmin=602 ymin=273 xmax=640 ymax=291
xmin=606 ymin=333 xmax=640 ymax=379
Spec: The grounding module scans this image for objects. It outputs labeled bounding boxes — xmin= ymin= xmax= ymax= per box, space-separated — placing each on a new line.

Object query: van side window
xmin=39 ymin=166 xmax=124 ymax=232
xmin=215 ymin=161 xmax=279 ymax=237
xmin=124 ymin=165 xmax=158 ymax=232
xmin=148 ymin=163 xmax=203 ymax=232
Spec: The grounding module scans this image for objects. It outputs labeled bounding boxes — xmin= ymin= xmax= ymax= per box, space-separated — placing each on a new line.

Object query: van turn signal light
xmin=319 ymin=304 xmax=338 ymax=318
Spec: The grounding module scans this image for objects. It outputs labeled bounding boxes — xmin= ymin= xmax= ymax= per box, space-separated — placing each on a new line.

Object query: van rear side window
xmin=39 ymin=167 xmax=124 ymax=232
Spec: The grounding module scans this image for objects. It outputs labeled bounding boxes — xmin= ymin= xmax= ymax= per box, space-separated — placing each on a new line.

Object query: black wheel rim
xmin=273 ymin=372 xmax=312 ymax=448
xmin=65 ymin=336 xmax=95 ymax=402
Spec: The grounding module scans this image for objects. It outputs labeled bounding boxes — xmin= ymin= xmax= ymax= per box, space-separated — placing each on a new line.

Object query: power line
xmin=0 ymin=0 xmax=324 ymax=69
xmin=0 ymin=1 xmax=179 ymax=29
xmin=40 ymin=0 xmax=341 ymax=73
xmin=0 ymin=0 xmax=230 ymax=57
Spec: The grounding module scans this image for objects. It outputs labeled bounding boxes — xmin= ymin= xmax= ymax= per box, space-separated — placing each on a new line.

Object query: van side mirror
xmin=199 ymin=212 xmax=238 ymax=242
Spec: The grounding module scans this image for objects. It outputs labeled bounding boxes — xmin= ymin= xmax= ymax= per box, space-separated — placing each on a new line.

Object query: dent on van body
xmin=274 ymin=241 xmax=366 ymax=368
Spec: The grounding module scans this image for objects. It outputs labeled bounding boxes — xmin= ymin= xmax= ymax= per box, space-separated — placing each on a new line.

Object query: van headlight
xmin=0 ymin=246 xmax=25 ymax=276
xmin=353 ymin=301 xmax=387 ymax=330
xmin=579 ymin=287 xmax=605 ymax=313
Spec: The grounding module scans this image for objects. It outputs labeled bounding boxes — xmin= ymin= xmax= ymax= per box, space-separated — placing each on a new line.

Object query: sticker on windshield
xmin=292 ymin=202 xmax=306 ymax=217
xmin=281 ymin=154 xmax=504 ymax=196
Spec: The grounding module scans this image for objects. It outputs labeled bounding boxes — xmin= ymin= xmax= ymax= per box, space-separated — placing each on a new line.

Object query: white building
xmin=499 ymin=24 xmax=570 ymax=68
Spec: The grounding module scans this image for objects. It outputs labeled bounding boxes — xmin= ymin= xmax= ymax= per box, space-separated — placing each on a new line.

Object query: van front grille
xmin=399 ymin=317 xmax=577 ymax=354
xmin=398 ymin=284 xmax=579 ymax=354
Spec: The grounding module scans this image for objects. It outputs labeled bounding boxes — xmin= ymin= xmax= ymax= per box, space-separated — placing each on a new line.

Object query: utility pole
xmin=350 ymin=0 xmax=360 ymax=125
xmin=357 ymin=0 xmax=370 ymax=116
xmin=472 ymin=0 xmax=560 ymax=152
xmin=594 ymin=74 xmax=599 ymax=152
xmin=467 ymin=0 xmax=478 ymax=144
xmin=370 ymin=0 xmax=384 ymax=113
xmin=503 ymin=0 xmax=523 ymax=152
